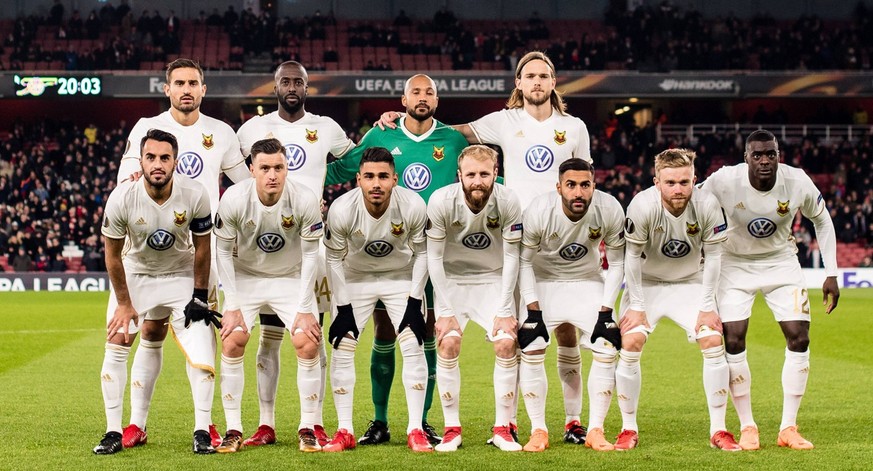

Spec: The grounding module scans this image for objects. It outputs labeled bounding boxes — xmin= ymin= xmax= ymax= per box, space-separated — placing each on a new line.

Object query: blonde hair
xmin=457 ymin=144 xmax=498 ymax=167
xmin=654 ymin=148 xmax=696 ymax=175
xmin=506 ymin=51 xmax=567 ymax=115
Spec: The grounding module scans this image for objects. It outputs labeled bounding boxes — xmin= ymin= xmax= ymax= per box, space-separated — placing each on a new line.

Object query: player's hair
xmin=654 ymin=148 xmax=696 ymax=175
xmin=250 ymin=138 xmax=285 ymax=161
xmin=745 ymin=129 xmax=779 ymax=153
xmin=457 ymin=144 xmax=498 ymax=167
xmin=359 ymin=146 xmax=395 ymax=170
xmin=558 ymin=158 xmax=595 ymax=177
xmin=404 ymin=74 xmax=437 ymax=95
xmin=275 ymin=60 xmax=309 ymax=83
xmin=165 ymin=58 xmax=204 ymax=84
xmin=140 ymin=128 xmax=179 ymax=158
xmin=506 ymin=51 xmax=567 ymax=115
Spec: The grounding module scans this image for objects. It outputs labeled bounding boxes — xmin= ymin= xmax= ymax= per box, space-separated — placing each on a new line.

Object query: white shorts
xmin=439 ymin=278 xmax=515 ymax=341
xmin=520 ymin=279 xmax=613 ymax=354
xmin=619 ymin=281 xmax=701 ymax=342
xmin=107 ymin=272 xmax=216 ymax=372
xmin=338 ymin=277 xmax=412 ymax=333
xmin=106 ymin=266 xmax=218 ymax=324
xmin=236 ymin=275 xmax=316 ymax=331
xmin=718 ymin=258 xmax=810 ymax=323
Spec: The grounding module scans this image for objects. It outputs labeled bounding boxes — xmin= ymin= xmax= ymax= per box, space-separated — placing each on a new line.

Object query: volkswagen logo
xmin=283 ymin=143 xmax=307 ymax=171
xmin=661 ymin=239 xmax=691 ymax=258
xmin=403 ymin=163 xmax=432 ymax=192
xmin=559 ymin=243 xmax=588 ymax=261
xmin=176 ymin=152 xmax=203 ymax=178
xmin=147 ymin=229 xmax=175 ymax=251
xmin=257 ymin=233 xmax=286 ymax=253
xmin=524 ymin=145 xmax=555 ymax=173
xmin=364 ymin=240 xmax=394 ymax=257
xmin=462 ymin=232 xmax=491 ymax=250
xmin=747 ymin=218 xmax=776 ymax=238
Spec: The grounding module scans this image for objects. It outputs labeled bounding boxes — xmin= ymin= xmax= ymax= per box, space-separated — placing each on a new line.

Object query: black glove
xmin=590 ymin=308 xmax=621 ymax=351
xmin=518 ymin=308 xmax=549 ymax=349
xmin=328 ymin=303 xmax=359 ymax=349
xmin=184 ymin=288 xmax=222 ymax=329
xmin=398 ymin=297 xmax=426 ymax=345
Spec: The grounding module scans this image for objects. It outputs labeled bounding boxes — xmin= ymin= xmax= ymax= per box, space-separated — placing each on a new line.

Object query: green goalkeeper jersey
xmin=325 ymin=117 xmax=469 ymax=203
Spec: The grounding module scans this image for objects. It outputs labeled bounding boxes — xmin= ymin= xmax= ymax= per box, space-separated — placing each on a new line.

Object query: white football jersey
xmin=523 ymin=190 xmax=625 ymax=281
xmin=469 ymin=108 xmax=592 ymax=210
xmin=237 ymin=111 xmax=355 ymax=199
xmin=324 ymin=186 xmax=427 ymax=280
xmin=119 ymin=111 xmax=246 ymax=215
xmin=213 ymin=178 xmax=323 ymax=278
xmin=427 ymin=183 xmax=523 ymax=279
xmin=624 ymin=186 xmax=728 ymax=283
xmin=102 ymin=176 xmax=212 ymax=275
xmin=701 ymin=163 xmax=825 ymax=262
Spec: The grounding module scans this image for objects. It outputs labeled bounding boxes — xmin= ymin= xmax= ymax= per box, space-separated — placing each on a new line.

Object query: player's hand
xmin=184 ymin=288 xmax=222 ymax=329
xmin=492 ymin=315 xmax=518 ymax=341
xmin=822 ymin=276 xmax=840 ymax=314
xmin=292 ymin=311 xmax=323 ymax=345
xmin=374 ymin=111 xmax=402 ymax=130
xmin=398 ymin=297 xmax=426 ymax=345
xmin=328 ymin=304 xmax=358 ymax=349
xmin=517 ymin=308 xmax=548 ymax=349
xmin=126 ymin=171 xmax=142 ymax=182
xmin=435 ymin=315 xmax=462 ymax=344
xmin=695 ymin=310 xmax=723 ymax=335
xmin=619 ymin=308 xmax=649 ymax=335
xmin=219 ymin=309 xmax=247 ymax=341
xmin=590 ymin=308 xmax=621 ymax=351
xmin=107 ymin=303 xmax=139 ymax=343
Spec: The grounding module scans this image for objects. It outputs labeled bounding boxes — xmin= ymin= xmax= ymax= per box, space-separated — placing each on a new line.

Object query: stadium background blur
xmin=2 ymin=0 xmax=873 ymax=275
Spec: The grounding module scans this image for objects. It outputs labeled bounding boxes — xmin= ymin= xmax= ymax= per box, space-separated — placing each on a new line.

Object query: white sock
xmin=587 ymin=353 xmax=617 ymax=431
xmin=511 ymin=346 xmax=521 ymax=426
xmin=129 ymin=338 xmax=163 ymax=429
xmin=557 ymin=345 xmax=582 ymax=424
xmin=702 ymin=345 xmax=729 ymax=436
xmin=331 ymin=337 xmax=357 ymax=434
xmin=297 ymin=356 xmax=321 ymax=430
xmin=399 ymin=331 xmax=427 ymax=434
xmin=519 ymin=352 xmax=547 ymax=432
xmin=615 ymin=350 xmax=642 ymax=432
xmin=317 ymin=339 xmax=327 ymax=427
xmin=220 ymin=354 xmax=245 ymax=433
xmin=187 ymin=363 xmax=214 ymax=432
xmin=494 ymin=354 xmax=519 ymax=427
xmin=437 ymin=354 xmax=461 ymax=427
xmin=256 ymin=325 xmax=284 ymax=428
xmin=726 ymin=351 xmax=756 ymax=429
xmin=101 ymin=343 xmax=130 ymax=433
xmin=780 ymin=348 xmax=810 ymax=431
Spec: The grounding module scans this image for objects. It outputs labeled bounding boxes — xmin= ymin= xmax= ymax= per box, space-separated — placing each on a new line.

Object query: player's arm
xmin=291 ymin=238 xmax=323 ymax=344
xmin=620 ymin=240 xmax=649 ymax=335
xmin=215 ymin=235 xmax=245 ymax=339
xmin=118 ymin=122 xmax=146 ymax=183
xmin=192 ymin=233 xmax=211 ymax=290
xmin=104 ymin=235 xmax=137 ymax=343
xmin=325 ymin=129 xmax=373 ymax=186
xmin=518 ymin=244 xmax=540 ymax=308
xmin=696 ymin=241 xmax=724 ymax=335
xmin=573 ymin=120 xmax=593 ymax=164
xmin=450 ymin=123 xmax=479 ymax=144
xmin=493 ymin=239 xmax=520 ymax=340
xmin=221 ymin=133 xmax=252 ymax=183
xmin=808 ymin=198 xmax=840 ymax=313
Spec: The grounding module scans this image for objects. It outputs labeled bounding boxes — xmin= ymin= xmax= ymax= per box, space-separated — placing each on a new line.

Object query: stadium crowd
xmin=1 ymin=112 xmax=871 ymax=272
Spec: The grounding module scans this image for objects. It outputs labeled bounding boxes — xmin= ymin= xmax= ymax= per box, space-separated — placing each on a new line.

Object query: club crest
xmin=554 ymin=130 xmax=567 ymax=145
xmin=686 ymin=222 xmax=700 ymax=236
xmin=433 ymin=145 xmax=445 ymax=161
xmin=588 ymin=226 xmax=602 ymax=240
xmin=173 ymin=210 xmax=187 ymax=227
xmin=776 ymin=200 xmax=790 ymax=216
xmin=202 ymin=133 xmax=214 ymax=150
xmin=486 ymin=216 xmax=500 ymax=229
xmin=305 ymin=129 xmax=318 ymax=143
xmin=281 ymin=214 xmax=295 ymax=229
xmin=391 ymin=221 xmax=405 ymax=237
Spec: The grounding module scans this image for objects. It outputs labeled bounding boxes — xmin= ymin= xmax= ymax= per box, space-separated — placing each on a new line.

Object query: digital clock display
xmin=13 ymin=75 xmax=103 ymax=97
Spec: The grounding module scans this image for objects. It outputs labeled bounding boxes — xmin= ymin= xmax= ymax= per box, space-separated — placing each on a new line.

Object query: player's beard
xmin=463 ymin=183 xmax=494 ymax=211
xmin=173 ymin=94 xmax=200 ymax=113
xmin=406 ymin=103 xmax=435 ymax=122
xmin=279 ymin=92 xmax=305 ymax=115
xmin=524 ymin=89 xmax=550 ymax=107
xmin=144 ymin=170 xmax=172 ymax=189
xmin=662 ymin=195 xmax=690 ymax=214
xmin=562 ymin=196 xmax=590 ymax=218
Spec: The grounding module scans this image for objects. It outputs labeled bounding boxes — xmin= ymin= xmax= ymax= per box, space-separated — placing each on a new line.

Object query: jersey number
xmin=314 ymin=276 xmax=332 ymax=305
xmin=793 ymin=288 xmax=810 ymax=315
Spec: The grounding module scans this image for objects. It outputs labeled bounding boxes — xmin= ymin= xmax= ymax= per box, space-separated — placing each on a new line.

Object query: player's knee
xmin=554 ymin=323 xmax=578 ymax=346
xmin=140 ymin=319 xmax=168 ymax=341
xmin=723 ymin=334 xmax=745 ymax=354
xmin=291 ymin=334 xmax=319 ymax=358
xmin=425 ymin=309 xmax=436 ymax=337
xmin=621 ymin=332 xmax=646 ymax=352
xmin=222 ymin=331 xmax=250 ymax=357
xmin=696 ymin=331 xmax=723 ymax=350
xmin=786 ymin=334 xmax=810 ymax=352
xmin=523 ymin=348 xmax=546 ymax=356
xmin=438 ymin=336 xmax=461 ymax=358
xmin=493 ymin=339 xmax=516 ymax=358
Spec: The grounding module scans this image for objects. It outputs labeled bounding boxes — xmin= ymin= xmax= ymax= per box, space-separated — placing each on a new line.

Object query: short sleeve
xmin=468 ymin=110 xmax=504 ymax=145
xmin=101 ymin=186 xmax=129 ymax=239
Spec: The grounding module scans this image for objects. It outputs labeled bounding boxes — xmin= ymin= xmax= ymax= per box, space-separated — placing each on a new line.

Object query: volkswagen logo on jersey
xmin=283 ymin=143 xmax=306 ymax=171
xmin=257 ymin=233 xmax=286 ymax=253
xmin=365 ymin=240 xmax=394 ymax=257
xmin=525 ymin=145 xmax=555 ymax=173
xmin=462 ymin=232 xmax=492 ymax=250
xmin=747 ymin=218 xmax=777 ymax=238
xmin=661 ymin=239 xmax=691 ymax=258
xmin=559 ymin=243 xmax=588 ymax=261
xmin=176 ymin=152 xmax=204 ymax=178
xmin=403 ymin=163 xmax=432 ymax=191
xmin=147 ymin=229 xmax=175 ymax=251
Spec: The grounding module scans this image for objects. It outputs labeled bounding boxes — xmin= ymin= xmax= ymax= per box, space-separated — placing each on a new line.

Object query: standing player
xmin=427 ymin=145 xmax=523 ymax=452
xmin=322 ymin=148 xmax=432 ymax=452
xmin=615 ymin=148 xmax=739 ymax=451
xmin=116 ymin=58 xmax=250 ymax=449
xmin=236 ymin=60 xmax=356 ymax=447
xmin=517 ymin=158 xmax=625 ymax=452
xmin=378 ymin=52 xmax=593 ymax=443
xmin=94 ymin=129 xmax=219 ymax=455
xmin=324 ymin=74 xmax=468 ymax=446
xmin=699 ymin=130 xmax=839 ymax=450
xmin=212 ymin=138 xmax=325 ymax=453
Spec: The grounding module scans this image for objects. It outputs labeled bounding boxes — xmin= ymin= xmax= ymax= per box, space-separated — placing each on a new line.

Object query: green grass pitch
xmin=1 ymin=289 xmax=871 ymax=470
